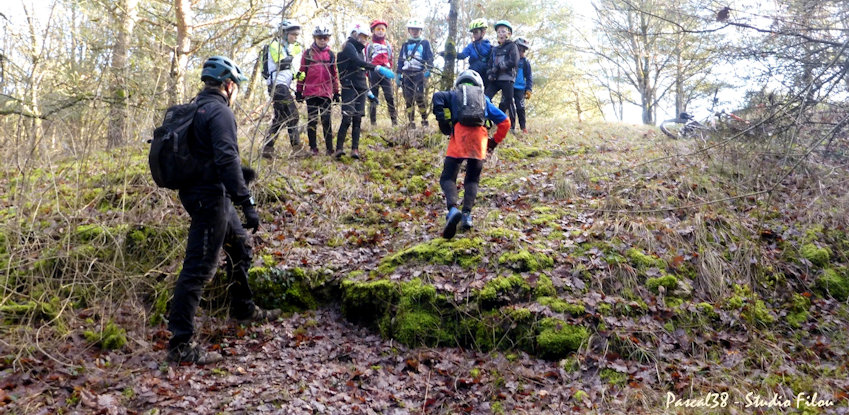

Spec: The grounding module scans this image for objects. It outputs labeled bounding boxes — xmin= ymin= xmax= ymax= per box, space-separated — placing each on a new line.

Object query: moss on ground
xmin=83 ymin=320 xmax=127 ymax=350
xmin=534 ymin=275 xmax=556 ymax=298
xmin=535 ymin=318 xmax=588 ymax=360
xmin=646 ymin=274 xmax=678 ymax=293
xmin=498 ymin=250 xmax=554 ymax=272
xmin=478 ymin=275 xmax=532 ymax=307
xmin=815 ymin=268 xmax=849 ymax=301
xmin=248 ymin=267 xmax=319 ymax=313
xmin=626 ymin=248 xmax=666 ymax=269
xmin=537 ymin=297 xmax=586 ymax=316
xmin=800 ymin=243 xmax=831 ymax=267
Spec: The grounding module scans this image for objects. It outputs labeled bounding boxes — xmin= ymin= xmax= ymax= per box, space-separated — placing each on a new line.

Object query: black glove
xmin=241 ymin=166 xmax=256 ymax=184
xmin=333 ymin=93 xmax=341 ymax=103
xmin=241 ymin=202 xmax=259 ymax=234
xmin=279 ymin=55 xmax=294 ymax=70
xmin=486 ymin=69 xmax=496 ymax=81
xmin=295 ymin=92 xmax=304 ymax=102
xmin=487 ymin=138 xmax=498 ymax=152
xmin=438 ymin=120 xmax=452 ymax=136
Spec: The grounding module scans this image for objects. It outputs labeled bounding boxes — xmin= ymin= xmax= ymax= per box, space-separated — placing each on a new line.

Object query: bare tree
xmin=107 ymin=0 xmax=138 ymax=148
xmin=170 ymin=0 xmax=192 ymax=105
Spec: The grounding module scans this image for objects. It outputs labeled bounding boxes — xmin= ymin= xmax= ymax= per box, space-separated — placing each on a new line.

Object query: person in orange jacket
xmin=432 ymin=70 xmax=510 ymax=239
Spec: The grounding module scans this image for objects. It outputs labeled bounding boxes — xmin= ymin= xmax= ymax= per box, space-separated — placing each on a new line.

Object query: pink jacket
xmin=296 ymin=44 xmax=339 ymax=98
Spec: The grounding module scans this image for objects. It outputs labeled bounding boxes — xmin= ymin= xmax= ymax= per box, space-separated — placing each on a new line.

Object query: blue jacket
xmin=397 ymin=39 xmax=434 ymax=73
xmin=457 ymin=39 xmax=492 ymax=77
xmin=514 ymin=57 xmax=533 ymax=91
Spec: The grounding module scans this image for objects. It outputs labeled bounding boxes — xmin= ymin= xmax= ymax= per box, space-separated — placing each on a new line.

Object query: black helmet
xmin=201 ymin=56 xmax=248 ymax=85
xmin=679 ymin=112 xmax=693 ymax=120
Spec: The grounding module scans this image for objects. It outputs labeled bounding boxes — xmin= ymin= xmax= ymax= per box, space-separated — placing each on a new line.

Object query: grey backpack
xmin=454 ymin=85 xmax=486 ymax=127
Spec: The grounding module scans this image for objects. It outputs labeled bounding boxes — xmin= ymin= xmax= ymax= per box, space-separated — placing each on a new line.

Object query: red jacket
xmin=366 ymin=38 xmax=393 ymax=68
xmin=296 ymin=44 xmax=339 ymax=98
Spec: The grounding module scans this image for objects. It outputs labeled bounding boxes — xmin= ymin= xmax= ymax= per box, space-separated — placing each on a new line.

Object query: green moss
xmin=696 ymin=302 xmax=719 ymax=319
xmin=561 ymin=357 xmax=580 ymax=372
xmin=341 ymin=279 xmax=399 ymax=325
xmin=499 ymin=146 xmax=551 ymax=161
xmin=508 ymin=307 xmax=533 ymax=322
xmin=815 ymin=268 xmax=849 ymax=301
xmin=478 ymin=275 xmax=531 ymax=306
xmin=626 ymin=248 xmax=666 ymax=269
xmin=664 ymin=297 xmax=684 ymax=308
xmin=573 ymin=390 xmax=588 ymax=401
xmin=598 ymin=302 xmax=612 ymax=315
xmin=380 ymin=238 xmax=484 ymax=273
xmin=248 ymin=267 xmax=318 ymax=312
xmin=743 ymin=299 xmax=775 ymax=326
xmin=149 ymin=280 xmax=171 ymax=326
xmin=406 ymin=175 xmax=428 ymax=194
xmin=531 ymin=214 xmax=559 ymax=226
xmin=534 ymin=275 xmax=556 ymax=298
xmin=84 ymin=321 xmax=127 ymax=350
xmin=498 ymin=250 xmax=554 ymax=272
xmin=486 ymin=227 xmax=522 ymax=240
xmin=537 ymin=297 xmax=586 ymax=316
xmin=394 ymin=310 xmax=451 ymax=346
xmin=600 ymin=368 xmax=628 ymax=386
xmin=535 ymin=318 xmax=588 ymax=360
xmin=646 ymin=275 xmax=678 ymax=293
xmin=800 ymin=243 xmax=831 ymax=267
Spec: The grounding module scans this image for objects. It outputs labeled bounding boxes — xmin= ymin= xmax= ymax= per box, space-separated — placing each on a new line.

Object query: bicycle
xmin=659 ymin=112 xmax=712 ymax=140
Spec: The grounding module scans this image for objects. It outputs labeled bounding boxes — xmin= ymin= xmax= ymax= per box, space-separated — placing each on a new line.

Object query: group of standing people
xmin=261 ymin=17 xmax=534 ymax=160
xmin=163 ymin=16 xmax=536 ymax=365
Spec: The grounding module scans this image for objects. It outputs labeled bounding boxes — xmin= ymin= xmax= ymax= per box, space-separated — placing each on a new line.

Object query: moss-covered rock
xmin=478 ymin=275 xmax=532 ymax=307
xmin=498 ymin=250 xmax=554 ymax=272
xmin=535 ymin=318 xmax=588 ymax=360
xmin=815 ymin=268 xmax=849 ymax=301
xmin=248 ymin=267 xmax=319 ymax=312
xmin=379 ymin=238 xmax=483 ymax=274
xmin=341 ymin=279 xmax=399 ymax=326
xmin=800 ymin=243 xmax=830 ymax=267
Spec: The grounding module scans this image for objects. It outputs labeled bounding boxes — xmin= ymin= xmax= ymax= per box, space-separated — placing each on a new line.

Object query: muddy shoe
xmin=442 ymin=207 xmax=462 ymax=239
xmin=261 ymin=146 xmax=275 ymax=159
xmin=351 ymin=150 xmax=361 ymax=160
xmin=167 ymin=344 xmax=223 ymax=365
xmin=235 ymin=306 xmax=282 ymax=323
xmin=333 ymin=150 xmax=345 ymax=160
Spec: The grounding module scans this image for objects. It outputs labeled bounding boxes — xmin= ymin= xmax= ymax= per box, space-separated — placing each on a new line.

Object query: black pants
xmin=306 ymin=96 xmax=332 ymax=152
xmin=369 ymin=70 xmax=397 ymax=125
xmin=168 ymin=189 xmax=254 ymax=350
xmin=510 ymin=88 xmax=527 ymax=130
xmin=401 ymin=71 xmax=428 ymax=124
xmin=266 ymin=85 xmax=300 ymax=149
xmin=486 ymin=80 xmax=515 ymax=128
xmin=338 ymin=87 xmax=366 ymax=151
xmin=440 ymin=157 xmax=485 ymax=213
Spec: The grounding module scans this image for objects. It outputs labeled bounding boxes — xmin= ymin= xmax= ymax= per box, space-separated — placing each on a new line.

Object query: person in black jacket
xmin=485 ymin=20 xmax=520 ymax=128
xmin=167 ymin=56 xmax=280 ymax=365
xmin=335 ymin=22 xmax=394 ymax=160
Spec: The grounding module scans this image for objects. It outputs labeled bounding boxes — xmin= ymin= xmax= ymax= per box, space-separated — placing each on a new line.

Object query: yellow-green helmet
xmin=469 ymin=18 xmax=487 ymax=32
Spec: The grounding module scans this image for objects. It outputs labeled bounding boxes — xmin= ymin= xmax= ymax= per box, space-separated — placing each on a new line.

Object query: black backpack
xmin=260 ymin=44 xmax=271 ymax=79
xmin=149 ymin=102 xmax=209 ymax=189
xmin=454 ymin=84 xmax=486 ymax=127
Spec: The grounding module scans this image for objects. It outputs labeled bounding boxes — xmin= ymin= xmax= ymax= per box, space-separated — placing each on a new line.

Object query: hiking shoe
xmin=351 ymin=150 xmax=361 ymax=160
xmin=442 ymin=207 xmax=462 ymax=239
xmin=326 ymin=149 xmax=334 ymax=156
xmin=310 ymin=148 xmax=319 ymax=156
xmin=522 ymin=128 xmax=528 ymax=134
xmin=334 ymin=150 xmax=345 ymax=159
xmin=234 ymin=306 xmax=282 ymax=323
xmin=461 ymin=212 xmax=473 ymax=231
xmin=167 ymin=344 xmax=223 ymax=365
xmin=421 ymin=120 xmax=429 ymax=128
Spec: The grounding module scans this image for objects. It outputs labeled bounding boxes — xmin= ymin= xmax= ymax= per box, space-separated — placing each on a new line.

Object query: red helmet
xmin=370 ymin=19 xmax=388 ymax=30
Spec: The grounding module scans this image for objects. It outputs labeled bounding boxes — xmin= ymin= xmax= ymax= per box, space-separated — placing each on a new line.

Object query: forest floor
xmin=1 ymin=119 xmax=849 ymax=414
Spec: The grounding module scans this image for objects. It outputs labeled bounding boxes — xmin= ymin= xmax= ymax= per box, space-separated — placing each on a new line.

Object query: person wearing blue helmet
xmin=166 ymin=56 xmax=281 ymax=365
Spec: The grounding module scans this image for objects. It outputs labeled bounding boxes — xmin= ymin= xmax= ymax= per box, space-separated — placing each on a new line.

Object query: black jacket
xmin=337 ymin=37 xmax=375 ymax=91
xmin=186 ymin=89 xmax=251 ymax=205
xmin=488 ymin=39 xmax=520 ymax=82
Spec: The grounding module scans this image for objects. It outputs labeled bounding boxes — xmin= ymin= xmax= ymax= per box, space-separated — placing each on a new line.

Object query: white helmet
xmin=349 ymin=21 xmax=370 ymax=37
xmin=279 ymin=19 xmax=301 ymax=33
xmin=454 ymin=70 xmax=484 ymax=88
xmin=406 ymin=18 xmax=425 ymax=29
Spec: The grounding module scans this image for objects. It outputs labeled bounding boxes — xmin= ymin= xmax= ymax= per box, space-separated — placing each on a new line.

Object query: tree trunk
xmin=107 ymin=0 xmax=138 ymax=149
xmin=170 ymin=0 xmax=192 ymax=105
xmin=441 ymin=0 xmax=459 ymax=90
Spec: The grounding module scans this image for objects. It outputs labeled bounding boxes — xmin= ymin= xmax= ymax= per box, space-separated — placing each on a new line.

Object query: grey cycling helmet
xmin=454 ymin=69 xmax=484 ymax=88
xmin=313 ymin=25 xmax=331 ymax=37
xmin=514 ymin=37 xmax=530 ymax=49
xmin=201 ymin=56 xmax=248 ymax=85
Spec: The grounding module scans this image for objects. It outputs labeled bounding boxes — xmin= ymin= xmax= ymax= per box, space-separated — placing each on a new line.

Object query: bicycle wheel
xmin=659 ymin=120 xmax=679 ymax=139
